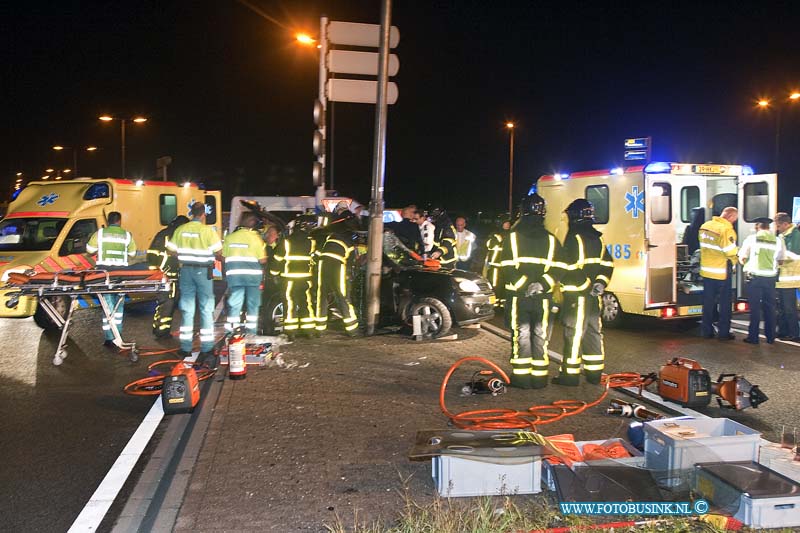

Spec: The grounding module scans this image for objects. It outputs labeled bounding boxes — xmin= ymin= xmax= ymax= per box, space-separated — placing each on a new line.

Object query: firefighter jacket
xmin=317 ymin=232 xmax=356 ymax=265
xmin=147 ymin=226 xmax=178 ymax=273
xmin=739 ymin=230 xmax=784 ymax=278
xmin=778 ymin=225 xmax=800 ymax=288
xmin=557 ymin=224 xmax=614 ymax=294
xmin=698 ymin=216 xmax=738 ymax=280
xmin=273 ymin=232 xmax=316 ymax=279
xmin=87 ymin=225 xmax=136 ymax=267
xmin=432 ymin=225 xmax=457 ymax=266
xmin=485 ymin=232 xmax=504 ymax=268
xmin=223 ymin=227 xmax=266 ymax=286
xmin=166 ymin=220 xmax=222 ymax=267
xmin=499 ymin=220 xmax=563 ymax=296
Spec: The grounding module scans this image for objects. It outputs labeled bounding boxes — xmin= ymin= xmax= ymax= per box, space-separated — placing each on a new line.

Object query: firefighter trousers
xmin=153 ymin=273 xmax=178 ymax=338
xmin=559 ymin=293 xmax=604 ymax=385
xmin=487 ymin=265 xmax=505 ymax=305
xmin=283 ymin=278 xmax=315 ymax=332
xmin=315 ymin=259 xmax=359 ymax=332
xmin=506 ymin=295 xmax=551 ymax=389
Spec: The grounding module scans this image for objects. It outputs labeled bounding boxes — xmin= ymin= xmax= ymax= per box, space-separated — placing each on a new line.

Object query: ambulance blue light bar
xmin=644 ymin=161 xmax=671 ymax=174
xmin=610 ymin=167 xmax=624 ymax=175
xmin=742 ymin=165 xmax=754 ymax=175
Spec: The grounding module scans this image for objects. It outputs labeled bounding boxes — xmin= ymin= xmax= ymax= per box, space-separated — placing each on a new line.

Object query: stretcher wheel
xmin=129 ymin=349 xmax=139 ymax=363
xmin=53 ymin=348 xmax=67 ymax=366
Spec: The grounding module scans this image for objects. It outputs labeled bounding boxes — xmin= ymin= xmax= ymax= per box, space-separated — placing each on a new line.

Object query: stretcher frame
xmin=5 ymin=269 xmax=172 ymax=366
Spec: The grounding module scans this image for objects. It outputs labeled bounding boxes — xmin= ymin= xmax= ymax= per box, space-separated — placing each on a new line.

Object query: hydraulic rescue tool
xmin=606 ymin=398 xmax=664 ymax=421
xmin=161 ymin=361 xmax=201 ymax=414
xmin=461 ymin=369 xmax=506 ymax=396
xmin=656 ymin=357 xmax=768 ymax=409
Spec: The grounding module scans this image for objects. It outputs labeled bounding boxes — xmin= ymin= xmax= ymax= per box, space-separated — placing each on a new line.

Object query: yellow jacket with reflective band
xmin=87 ymin=225 xmax=136 ymax=267
xmin=166 ymin=220 xmax=222 ymax=266
xmin=455 ymin=229 xmax=476 ymax=261
xmin=273 ymin=233 xmax=315 ymax=278
xmin=698 ymin=216 xmax=738 ymax=280
xmin=223 ymin=227 xmax=266 ymax=284
xmin=499 ymin=224 xmax=563 ymax=295
xmin=485 ymin=232 xmax=504 ymax=267
xmin=556 ymin=228 xmax=614 ymax=293
xmin=739 ymin=230 xmax=783 ymax=278
xmin=317 ymin=234 xmax=355 ymax=264
xmin=432 ymin=225 xmax=457 ymax=265
xmin=778 ymin=225 xmax=800 ymax=288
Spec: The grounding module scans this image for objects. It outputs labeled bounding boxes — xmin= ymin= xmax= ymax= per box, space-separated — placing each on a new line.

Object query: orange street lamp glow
xmin=132 ymin=117 xmax=148 ymax=123
xmin=86 ymin=146 xmax=98 ymax=151
xmin=46 ymin=168 xmax=55 ymax=173
xmin=506 ymin=122 xmax=515 ymax=129
xmin=757 ymin=99 xmax=770 ymax=108
xmin=52 ymin=145 xmax=65 ymax=151
xmin=790 ymin=92 xmax=800 ymax=101
xmin=62 ymin=169 xmax=71 ymax=174
xmin=99 ymin=115 xmax=114 ymax=121
xmin=295 ymin=33 xmax=316 ymax=45
xmin=16 ymin=172 xmax=22 ymax=176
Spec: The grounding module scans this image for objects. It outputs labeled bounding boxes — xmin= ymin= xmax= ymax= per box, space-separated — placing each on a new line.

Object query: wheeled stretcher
xmin=5 ymin=269 xmax=172 ymax=366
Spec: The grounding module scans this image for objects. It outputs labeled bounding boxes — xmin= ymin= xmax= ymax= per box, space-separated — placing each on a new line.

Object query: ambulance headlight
xmin=456 ymin=278 xmax=481 ymax=293
xmin=1 ymin=266 xmax=33 ymax=282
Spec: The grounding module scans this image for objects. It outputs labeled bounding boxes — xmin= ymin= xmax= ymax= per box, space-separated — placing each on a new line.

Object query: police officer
xmin=485 ymin=219 xmax=511 ymax=306
xmin=314 ymin=212 xmax=360 ymax=335
xmin=555 ymin=199 xmax=614 ymax=386
xmin=698 ymin=206 xmax=739 ymax=340
xmin=166 ymin=202 xmax=223 ymax=362
xmin=500 ymin=195 xmax=562 ymax=389
xmin=274 ymin=215 xmax=317 ymax=336
xmin=738 ymin=217 xmax=785 ymax=344
xmin=223 ymin=212 xmax=267 ymax=334
xmin=429 ymin=208 xmax=457 ymax=268
xmin=147 ymin=215 xmax=189 ymax=338
xmin=86 ymin=211 xmax=137 ymax=350
xmin=775 ymin=212 xmax=800 ymax=341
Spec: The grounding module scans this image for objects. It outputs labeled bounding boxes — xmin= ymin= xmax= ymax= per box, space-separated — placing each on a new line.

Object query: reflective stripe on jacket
xmin=778 ymin=226 xmax=800 ymax=288
xmin=273 ymin=234 xmax=316 ymax=278
xmin=223 ymin=227 xmax=266 ymax=284
xmin=166 ymin=220 xmax=222 ymax=266
xmin=556 ymin=229 xmax=614 ymax=293
xmin=499 ymin=226 xmax=563 ymax=295
xmin=87 ymin=225 xmax=136 ymax=267
xmin=739 ymin=230 xmax=783 ymax=278
xmin=698 ymin=216 xmax=738 ymax=280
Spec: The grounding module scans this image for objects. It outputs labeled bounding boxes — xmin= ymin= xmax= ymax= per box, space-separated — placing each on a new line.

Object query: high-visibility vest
xmin=87 ymin=225 xmax=136 ymax=267
xmin=166 ymin=220 xmax=222 ymax=266
xmin=741 ymin=231 xmax=781 ymax=277
xmin=455 ymin=230 xmax=476 ymax=261
xmin=698 ymin=216 xmax=738 ymax=280
xmin=778 ymin=226 xmax=800 ymax=288
xmin=223 ymin=227 xmax=266 ymax=285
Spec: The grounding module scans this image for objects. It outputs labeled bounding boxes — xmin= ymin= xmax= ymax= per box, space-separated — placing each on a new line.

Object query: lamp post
xmin=506 ymin=122 xmax=515 ymax=215
xmin=756 ymin=92 xmax=800 ymax=172
xmin=99 ymin=115 xmax=148 ymax=178
xmin=52 ymin=145 xmax=98 ymax=178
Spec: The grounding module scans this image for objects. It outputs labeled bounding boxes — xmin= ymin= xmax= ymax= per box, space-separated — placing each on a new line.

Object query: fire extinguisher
xmin=228 ymin=329 xmax=247 ymax=380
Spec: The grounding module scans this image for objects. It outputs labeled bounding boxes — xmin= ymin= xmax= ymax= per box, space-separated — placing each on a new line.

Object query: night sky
xmin=2 ymin=0 xmax=800 ymax=214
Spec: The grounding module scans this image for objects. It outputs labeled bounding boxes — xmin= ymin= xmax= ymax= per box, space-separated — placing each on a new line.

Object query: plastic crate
xmin=542 ymin=438 xmax=645 ymax=492
xmin=644 ymin=418 xmax=760 ymax=488
xmin=431 ymin=454 xmax=541 ymax=497
xmin=759 ymin=442 xmax=800 ymax=484
xmin=693 ymin=461 xmax=800 ymax=529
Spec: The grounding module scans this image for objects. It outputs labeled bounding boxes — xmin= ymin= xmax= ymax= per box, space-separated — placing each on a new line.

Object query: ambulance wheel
xmin=34 ymin=296 xmax=69 ymax=330
xmin=405 ymin=297 xmax=452 ymax=338
xmin=601 ymin=292 xmax=624 ymax=327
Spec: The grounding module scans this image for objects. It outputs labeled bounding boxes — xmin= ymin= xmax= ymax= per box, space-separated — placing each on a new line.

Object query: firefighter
xmin=698 ymin=206 xmax=739 ymax=341
xmin=274 ymin=214 xmax=317 ymax=336
xmin=485 ymin=219 xmax=511 ymax=306
xmin=166 ymin=202 xmax=223 ymax=363
xmin=223 ymin=212 xmax=267 ymax=334
xmin=429 ymin=208 xmax=457 ymax=268
xmin=738 ymin=217 xmax=784 ymax=344
xmin=555 ymin=199 xmax=614 ymax=386
xmin=775 ymin=212 xmax=800 ymax=341
xmin=500 ymin=195 xmax=562 ymax=389
xmin=147 ymin=215 xmax=189 ymax=338
xmin=314 ymin=212 xmax=360 ymax=335
xmin=86 ymin=211 xmax=137 ymax=350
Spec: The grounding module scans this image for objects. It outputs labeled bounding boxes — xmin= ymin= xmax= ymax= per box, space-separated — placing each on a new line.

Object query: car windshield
xmin=383 ymin=231 xmax=419 ymax=267
xmin=0 ymin=217 xmax=68 ymax=251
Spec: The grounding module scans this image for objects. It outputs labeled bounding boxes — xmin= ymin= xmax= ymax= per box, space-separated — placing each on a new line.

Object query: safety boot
xmin=552 ymin=374 xmax=579 ymax=387
xmin=583 ymin=371 xmax=602 ymax=385
xmin=510 ymin=374 xmax=533 ymax=389
xmin=530 ymin=376 xmax=549 ymax=389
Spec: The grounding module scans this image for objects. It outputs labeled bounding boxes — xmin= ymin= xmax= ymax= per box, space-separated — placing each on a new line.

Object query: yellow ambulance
xmin=0 ymin=178 xmax=222 ymax=327
xmin=537 ymin=162 xmax=777 ymax=325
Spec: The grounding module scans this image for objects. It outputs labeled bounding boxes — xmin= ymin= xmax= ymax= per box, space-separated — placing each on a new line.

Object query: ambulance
xmin=0 ymin=178 xmax=222 ymax=327
xmin=536 ymin=162 xmax=777 ymax=325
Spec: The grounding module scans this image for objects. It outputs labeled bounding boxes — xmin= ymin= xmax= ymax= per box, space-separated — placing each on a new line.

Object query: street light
xmin=755 ymin=92 xmax=800 ymax=172
xmin=295 ymin=32 xmax=316 ymax=46
xmin=52 ymin=145 xmax=98 ymax=177
xmin=98 ymin=115 xmax=148 ymax=177
xmin=506 ymin=122 xmax=515 ymax=215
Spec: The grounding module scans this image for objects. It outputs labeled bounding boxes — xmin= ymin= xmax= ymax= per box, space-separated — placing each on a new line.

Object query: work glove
xmin=590 ymin=282 xmax=605 ymax=297
xmin=525 ymin=282 xmax=544 ymax=297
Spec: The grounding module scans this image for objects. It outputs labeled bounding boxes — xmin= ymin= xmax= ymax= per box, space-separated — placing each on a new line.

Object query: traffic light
xmin=312 ymin=98 xmax=325 ymax=188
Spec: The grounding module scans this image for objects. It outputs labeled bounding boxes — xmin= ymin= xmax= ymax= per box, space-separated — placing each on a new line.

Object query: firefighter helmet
xmin=293 ymin=214 xmax=318 ymax=233
xmin=520 ymin=194 xmax=546 ymax=217
xmin=564 ymin=198 xmax=596 ymax=222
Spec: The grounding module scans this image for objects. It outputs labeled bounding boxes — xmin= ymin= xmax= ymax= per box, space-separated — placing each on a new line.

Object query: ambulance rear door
xmin=736 ymin=173 xmax=777 ymax=298
xmin=644 ymin=175 xmax=676 ymax=307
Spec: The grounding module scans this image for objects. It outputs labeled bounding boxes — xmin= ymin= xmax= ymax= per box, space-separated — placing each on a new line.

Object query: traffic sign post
xmin=624 ymin=137 xmax=652 ymax=163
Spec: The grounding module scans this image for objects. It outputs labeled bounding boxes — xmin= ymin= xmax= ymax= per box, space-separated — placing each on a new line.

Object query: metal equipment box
xmin=431 ymin=455 xmax=542 ymax=497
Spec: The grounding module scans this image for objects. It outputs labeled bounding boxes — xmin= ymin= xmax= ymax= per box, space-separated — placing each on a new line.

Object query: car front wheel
xmin=405 ymin=297 xmax=453 ymax=338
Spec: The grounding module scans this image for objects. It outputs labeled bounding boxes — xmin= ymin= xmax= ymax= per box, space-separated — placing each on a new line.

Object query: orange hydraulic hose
xmin=439 ymin=357 xmax=649 ymax=431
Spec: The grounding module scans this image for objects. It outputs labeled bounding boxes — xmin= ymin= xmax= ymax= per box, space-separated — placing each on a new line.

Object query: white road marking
xmin=730 ymin=319 xmax=800 ymax=346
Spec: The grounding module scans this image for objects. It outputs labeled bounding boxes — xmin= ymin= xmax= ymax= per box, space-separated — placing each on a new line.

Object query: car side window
xmin=59 ymin=219 xmax=98 ymax=256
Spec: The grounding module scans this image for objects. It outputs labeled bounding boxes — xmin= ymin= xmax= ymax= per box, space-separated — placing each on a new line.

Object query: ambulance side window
xmin=585 ymin=185 xmax=609 ymax=224
xmin=160 ymin=195 xmax=177 ymax=225
xmin=83 ymin=183 xmax=110 ymax=200
xmin=651 ymin=182 xmax=672 ymax=224
xmin=680 ymin=186 xmax=700 ymax=222
xmin=204 ymin=195 xmax=217 ymax=225
xmin=59 ymin=219 xmax=98 ymax=256
xmin=743 ymin=182 xmax=769 ymax=222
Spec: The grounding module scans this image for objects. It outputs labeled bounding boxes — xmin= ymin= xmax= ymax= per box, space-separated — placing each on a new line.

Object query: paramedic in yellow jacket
xmin=698 ymin=206 xmax=738 ymax=340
